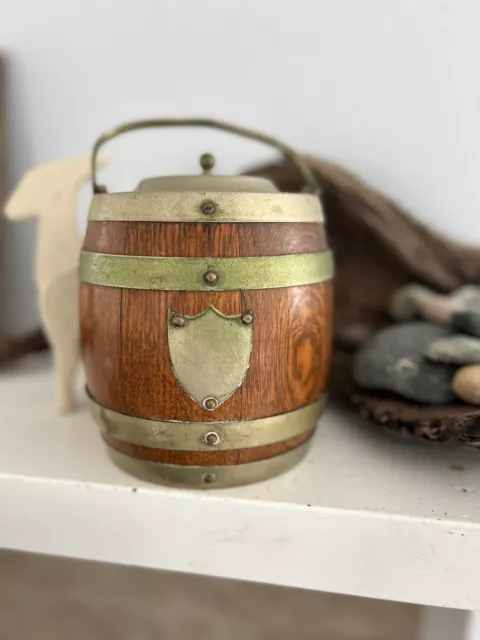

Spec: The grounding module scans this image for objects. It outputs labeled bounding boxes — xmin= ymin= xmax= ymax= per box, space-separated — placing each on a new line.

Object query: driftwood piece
xmin=0 ymin=54 xmax=48 ymax=365
xmin=0 ymin=56 xmax=4 ymax=216
xmin=0 ymin=329 xmax=47 ymax=363
xmin=246 ymin=157 xmax=480 ymax=446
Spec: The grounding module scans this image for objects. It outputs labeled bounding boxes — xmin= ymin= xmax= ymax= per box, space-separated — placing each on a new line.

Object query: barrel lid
xmin=137 ymin=153 xmax=278 ymax=194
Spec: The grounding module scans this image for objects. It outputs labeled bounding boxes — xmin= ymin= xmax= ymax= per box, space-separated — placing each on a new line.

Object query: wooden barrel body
xmin=80 ymin=189 xmax=334 ymax=487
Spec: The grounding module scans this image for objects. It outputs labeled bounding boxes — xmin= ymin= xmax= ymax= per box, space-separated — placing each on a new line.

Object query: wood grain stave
xmin=83 ymin=221 xmax=327 ymax=257
xmin=80 ymin=221 xmax=127 ymax=413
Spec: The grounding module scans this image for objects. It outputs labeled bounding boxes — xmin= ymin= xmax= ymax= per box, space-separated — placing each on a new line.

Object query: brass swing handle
xmin=91 ymin=118 xmax=320 ymax=196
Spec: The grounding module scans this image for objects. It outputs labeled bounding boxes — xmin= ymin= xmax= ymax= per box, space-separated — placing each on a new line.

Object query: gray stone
xmin=388 ymin=284 xmax=436 ymax=321
xmin=417 ymin=296 xmax=454 ymax=325
xmin=424 ymin=335 xmax=480 ymax=365
xmin=353 ymin=322 xmax=456 ymax=404
xmin=389 ymin=284 xmax=480 ymax=327
xmin=452 ymin=285 xmax=480 ymax=314
xmin=453 ymin=311 xmax=480 ymax=338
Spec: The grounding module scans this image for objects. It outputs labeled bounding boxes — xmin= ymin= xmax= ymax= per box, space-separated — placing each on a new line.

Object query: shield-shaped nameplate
xmin=167 ymin=306 xmax=253 ymax=410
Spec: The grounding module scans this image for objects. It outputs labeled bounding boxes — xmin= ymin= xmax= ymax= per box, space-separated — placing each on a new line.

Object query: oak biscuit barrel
xmin=80 ymin=119 xmax=334 ymax=488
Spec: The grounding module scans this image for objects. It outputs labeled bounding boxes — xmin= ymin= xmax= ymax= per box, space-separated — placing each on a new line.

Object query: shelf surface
xmin=1 ymin=353 xmax=480 ymax=609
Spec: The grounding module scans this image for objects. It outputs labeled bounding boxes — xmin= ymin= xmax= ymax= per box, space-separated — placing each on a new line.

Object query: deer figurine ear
xmin=5 ymin=155 xmax=110 ymax=219
xmin=4 ymin=165 xmax=46 ymax=220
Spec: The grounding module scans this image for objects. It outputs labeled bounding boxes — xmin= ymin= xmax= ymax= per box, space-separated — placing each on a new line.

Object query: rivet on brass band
xmin=88 ymin=392 xmax=326 ymax=451
xmin=171 ymin=314 xmax=186 ymax=328
xmin=79 ymin=251 xmax=334 ymax=291
xmin=203 ymin=397 xmax=219 ymax=411
xmin=106 ymin=439 xmax=312 ymax=489
xmin=201 ymin=200 xmax=216 ymax=215
xmin=241 ymin=312 xmax=253 ymax=325
xmin=88 ymin=191 xmax=324 ymax=224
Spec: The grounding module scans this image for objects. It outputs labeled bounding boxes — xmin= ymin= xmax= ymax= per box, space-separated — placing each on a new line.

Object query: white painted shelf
xmin=1 ymin=353 xmax=480 ymax=610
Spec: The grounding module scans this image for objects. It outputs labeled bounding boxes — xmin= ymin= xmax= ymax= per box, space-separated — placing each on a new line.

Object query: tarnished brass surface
xmin=136 ymin=174 xmax=279 ymax=194
xmin=91 ymin=118 xmax=320 ymax=195
xmin=89 ymin=393 xmax=326 ymax=451
xmin=79 ymin=250 xmax=334 ymax=291
xmin=134 ymin=149 xmax=279 ymax=195
xmin=167 ymin=306 xmax=253 ymax=409
xmin=88 ymin=191 xmax=324 ymax=223
xmin=106 ymin=439 xmax=312 ymax=489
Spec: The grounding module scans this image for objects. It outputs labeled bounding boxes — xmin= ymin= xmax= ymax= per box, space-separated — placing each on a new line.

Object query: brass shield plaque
xmin=167 ymin=306 xmax=253 ymax=410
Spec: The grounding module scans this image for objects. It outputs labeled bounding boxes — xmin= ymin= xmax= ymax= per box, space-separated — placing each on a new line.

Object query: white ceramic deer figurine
xmin=5 ymin=155 xmax=106 ymax=412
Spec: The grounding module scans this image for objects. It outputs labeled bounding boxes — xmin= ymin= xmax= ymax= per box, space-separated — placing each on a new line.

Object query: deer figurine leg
xmin=39 ymin=271 xmax=80 ymax=412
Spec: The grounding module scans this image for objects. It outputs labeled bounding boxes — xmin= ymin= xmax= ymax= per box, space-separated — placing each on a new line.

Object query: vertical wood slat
xmin=0 ymin=56 xmax=5 ymax=279
xmin=80 ymin=223 xmax=128 ymax=413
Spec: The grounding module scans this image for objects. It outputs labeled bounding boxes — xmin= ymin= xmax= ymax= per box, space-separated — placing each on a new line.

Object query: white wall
xmin=1 ymin=0 xmax=479 ymax=334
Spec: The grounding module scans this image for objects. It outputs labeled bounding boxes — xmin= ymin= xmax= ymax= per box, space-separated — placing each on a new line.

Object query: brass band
xmin=89 ymin=393 xmax=326 ymax=451
xmin=106 ymin=439 xmax=312 ymax=489
xmin=79 ymin=250 xmax=334 ymax=291
xmin=88 ymin=191 xmax=324 ymax=223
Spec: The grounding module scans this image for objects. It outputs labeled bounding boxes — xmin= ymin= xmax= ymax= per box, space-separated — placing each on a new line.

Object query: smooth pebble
xmin=418 ymin=297 xmax=454 ymax=324
xmin=424 ymin=335 xmax=480 ymax=365
xmin=453 ymin=311 xmax=480 ymax=338
xmin=452 ymin=286 xmax=480 ymax=314
xmin=353 ymin=322 xmax=456 ymax=404
xmin=452 ymin=365 xmax=480 ymax=405
xmin=388 ymin=284 xmax=436 ymax=321
xmin=389 ymin=284 xmax=480 ymax=326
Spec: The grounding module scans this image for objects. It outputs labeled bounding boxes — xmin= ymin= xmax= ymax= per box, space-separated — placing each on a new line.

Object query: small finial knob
xmin=200 ymin=153 xmax=215 ymax=174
